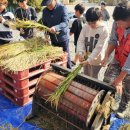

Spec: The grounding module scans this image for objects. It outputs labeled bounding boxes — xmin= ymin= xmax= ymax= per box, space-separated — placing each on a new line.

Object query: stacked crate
xmin=0 ymin=53 xmax=68 ymax=106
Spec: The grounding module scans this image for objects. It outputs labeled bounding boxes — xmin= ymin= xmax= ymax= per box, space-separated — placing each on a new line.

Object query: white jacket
xmin=77 ymin=22 xmax=109 ymax=66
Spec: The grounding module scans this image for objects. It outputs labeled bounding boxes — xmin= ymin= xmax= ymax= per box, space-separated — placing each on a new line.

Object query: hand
xmin=20 ymin=28 xmax=25 ymax=34
xmin=80 ymin=61 xmax=90 ymax=67
xmin=101 ymin=56 xmax=109 ymax=67
xmin=49 ymin=27 xmax=56 ymax=34
xmin=0 ymin=16 xmax=4 ymax=23
xmin=112 ymin=78 xmax=123 ymax=95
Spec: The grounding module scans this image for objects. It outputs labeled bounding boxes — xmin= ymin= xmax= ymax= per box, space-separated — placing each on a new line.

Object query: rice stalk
xmin=7 ymin=19 xmax=50 ymax=32
xmin=46 ymin=64 xmax=82 ymax=110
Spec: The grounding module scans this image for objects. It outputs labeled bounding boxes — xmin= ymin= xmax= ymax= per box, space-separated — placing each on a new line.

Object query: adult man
xmin=41 ymin=0 xmax=71 ymax=69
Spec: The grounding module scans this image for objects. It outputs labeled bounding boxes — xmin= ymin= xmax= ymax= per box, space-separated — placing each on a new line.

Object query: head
xmin=113 ymin=2 xmax=130 ymax=29
xmin=74 ymin=3 xmax=85 ymax=18
xmin=17 ymin=0 xmax=28 ymax=9
xmin=0 ymin=0 xmax=8 ymax=13
xmin=41 ymin=0 xmax=56 ymax=10
xmin=85 ymin=7 xmax=102 ymax=29
xmin=101 ymin=2 xmax=106 ymax=10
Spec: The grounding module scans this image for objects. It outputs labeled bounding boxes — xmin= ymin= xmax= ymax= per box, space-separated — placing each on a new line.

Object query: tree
xmin=28 ymin=0 xmax=43 ymax=13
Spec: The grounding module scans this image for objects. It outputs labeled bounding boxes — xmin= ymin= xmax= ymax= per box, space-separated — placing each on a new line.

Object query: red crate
xmin=0 ymin=71 xmax=4 ymax=86
xmin=2 ymin=88 xmax=33 ymax=106
xmin=1 ymin=60 xmax=51 ymax=80
xmin=1 ymin=81 xmax=36 ymax=97
xmin=2 ymin=71 xmax=41 ymax=89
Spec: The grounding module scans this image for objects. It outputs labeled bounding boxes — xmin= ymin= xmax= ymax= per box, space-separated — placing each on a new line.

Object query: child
xmin=15 ymin=0 xmax=37 ymax=39
xmin=102 ymin=2 xmax=130 ymax=119
xmin=70 ymin=3 xmax=86 ymax=65
xmin=100 ymin=2 xmax=110 ymax=22
xmin=0 ymin=0 xmax=14 ymax=44
xmin=77 ymin=7 xmax=109 ymax=80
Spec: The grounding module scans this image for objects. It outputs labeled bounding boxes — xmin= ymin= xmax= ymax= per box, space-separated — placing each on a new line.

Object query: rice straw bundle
xmin=46 ymin=64 xmax=82 ymax=110
xmin=0 ymin=38 xmax=64 ymax=72
xmin=6 ymin=19 xmax=50 ymax=32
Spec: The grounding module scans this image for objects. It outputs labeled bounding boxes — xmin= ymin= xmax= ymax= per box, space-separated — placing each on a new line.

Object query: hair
xmin=113 ymin=1 xmax=130 ymax=21
xmin=75 ymin=3 xmax=85 ymax=14
xmin=16 ymin=0 xmax=27 ymax=3
xmin=85 ymin=7 xmax=102 ymax=22
xmin=101 ymin=2 xmax=106 ymax=6
xmin=0 ymin=0 xmax=8 ymax=4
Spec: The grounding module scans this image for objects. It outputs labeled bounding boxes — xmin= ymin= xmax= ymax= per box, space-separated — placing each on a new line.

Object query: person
xmin=41 ymin=0 xmax=71 ymax=69
xmin=15 ymin=0 xmax=37 ymax=39
xmin=70 ymin=3 xmax=86 ymax=66
xmin=0 ymin=0 xmax=14 ymax=45
xmin=102 ymin=2 xmax=130 ymax=119
xmin=100 ymin=2 xmax=110 ymax=22
xmin=77 ymin=7 xmax=109 ymax=80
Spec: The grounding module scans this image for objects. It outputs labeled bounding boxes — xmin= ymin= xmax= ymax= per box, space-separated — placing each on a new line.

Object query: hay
xmin=0 ymin=38 xmax=64 ymax=72
xmin=5 ymin=19 xmax=50 ymax=32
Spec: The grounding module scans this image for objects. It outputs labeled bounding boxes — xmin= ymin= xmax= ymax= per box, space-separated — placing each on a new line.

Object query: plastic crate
xmin=1 ymin=60 xmax=51 ymax=80
xmin=2 ymin=71 xmax=41 ymax=89
xmin=1 ymin=82 xmax=36 ymax=97
xmin=2 ymin=88 xmax=33 ymax=106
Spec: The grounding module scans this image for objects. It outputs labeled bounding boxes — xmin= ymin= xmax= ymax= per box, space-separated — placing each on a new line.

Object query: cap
xmin=41 ymin=0 xmax=52 ymax=6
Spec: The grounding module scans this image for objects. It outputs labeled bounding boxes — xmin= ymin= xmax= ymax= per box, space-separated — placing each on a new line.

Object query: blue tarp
xmin=0 ymin=94 xmax=42 ymax=130
xmin=0 ymin=93 xmax=130 ymax=130
xmin=110 ymin=114 xmax=130 ymax=130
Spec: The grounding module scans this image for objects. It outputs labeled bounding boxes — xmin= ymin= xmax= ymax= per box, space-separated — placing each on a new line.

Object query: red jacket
xmin=115 ymin=28 xmax=130 ymax=67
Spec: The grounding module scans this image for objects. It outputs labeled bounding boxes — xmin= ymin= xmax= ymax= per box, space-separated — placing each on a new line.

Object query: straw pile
xmin=0 ymin=38 xmax=64 ymax=72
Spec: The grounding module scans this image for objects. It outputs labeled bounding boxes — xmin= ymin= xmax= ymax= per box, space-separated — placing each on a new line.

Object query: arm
xmin=106 ymin=10 xmax=110 ymax=20
xmin=76 ymin=26 xmax=86 ymax=61
xmin=112 ymin=54 xmax=130 ymax=94
xmin=2 ymin=12 xmax=15 ymax=28
xmin=42 ymin=10 xmax=47 ymax=26
xmin=76 ymin=26 xmax=86 ymax=54
xmin=54 ymin=6 xmax=68 ymax=31
xmin=101 ymin=22 xmax=118 ymax=66
xmin=70 ymin=20 xmax=77 ymax=36
xmin=30 ymin=7 xmax=37 ymax=21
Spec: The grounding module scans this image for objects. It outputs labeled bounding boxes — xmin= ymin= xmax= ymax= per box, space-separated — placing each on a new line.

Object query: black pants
xmin=52 ymin=39 xmax=72 ymax=69
xmin=0 ymin=39 xmax=10 ymax=45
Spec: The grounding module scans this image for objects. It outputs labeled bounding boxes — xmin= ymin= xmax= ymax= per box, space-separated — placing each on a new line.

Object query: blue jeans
xmin=52 ymin=39 xmax=72 ymax=69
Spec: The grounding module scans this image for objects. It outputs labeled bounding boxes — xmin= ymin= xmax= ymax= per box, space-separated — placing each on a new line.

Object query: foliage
xmin=28 ymin=0 xmax=43 ymax=13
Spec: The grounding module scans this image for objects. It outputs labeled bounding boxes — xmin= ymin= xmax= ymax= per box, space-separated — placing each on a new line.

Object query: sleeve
xmin=54 ymin=6 xmax=68 ymax=31
xmin=70 ymin=20 xmax=77 ymax=34
xmin=15 ymin=8 xmax=19 ymax=19
xmin=30 ymin=7 xmax=37 ymax=21
xmin=87 ymin=27 xmax=109 ymax=63
xmin=108 ymin=22 xmax=118 ymax=46
xmin=76 ymin=26 xmax=86 ymax=54
xmin=42 ymin=9 xmax=47 ymax=26
xmin=106 ymin=10 xmax=110 ymax=20
xmin=2 ymin=12 xmax=15 ymax=28
xmin=122 ymin=54 xmax=130 ymax=74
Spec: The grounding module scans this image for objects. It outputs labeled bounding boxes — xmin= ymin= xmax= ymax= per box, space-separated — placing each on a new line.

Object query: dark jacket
xmin=42 ymin=3 xmax=69 ymax=44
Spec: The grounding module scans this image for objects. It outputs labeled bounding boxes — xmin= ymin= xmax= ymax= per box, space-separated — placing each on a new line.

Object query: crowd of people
xmin=0 ymin=0 xmax=130 ymax=120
